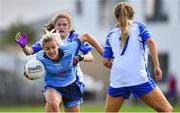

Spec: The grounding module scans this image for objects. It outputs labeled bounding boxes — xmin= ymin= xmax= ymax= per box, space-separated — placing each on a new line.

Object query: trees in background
xmin=0 ymin=21 xmax=37 ymax=46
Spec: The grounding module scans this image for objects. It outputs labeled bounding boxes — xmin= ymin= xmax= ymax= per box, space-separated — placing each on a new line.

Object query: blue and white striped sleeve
xmin=103 ymin=32 xmax=113 ymax=59
xmin=139 ymin=23 xmax=152 ymax=41
xmin=79 ymin=42 xmax=92 ymax=55
xmin=31 ymin=41 xmax=43 ymax=54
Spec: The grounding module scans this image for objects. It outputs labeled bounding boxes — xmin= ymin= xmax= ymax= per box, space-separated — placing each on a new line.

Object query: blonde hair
xmin=41 ymin=28 xmax=62 ymax=47
xmin=114 ymin=2 xmax=134 ymax=48
xmin=42 ymin=12 xmax=73 ymax=34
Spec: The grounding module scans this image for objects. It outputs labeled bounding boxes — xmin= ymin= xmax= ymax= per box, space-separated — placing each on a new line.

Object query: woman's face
xmin=55 ymin=17 xmax=70 ymax=39
xmin=43 ymin=40 xmax=59 ymax=61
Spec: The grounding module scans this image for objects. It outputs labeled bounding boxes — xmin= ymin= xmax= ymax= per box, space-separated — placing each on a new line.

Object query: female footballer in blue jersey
xmin=103 ymin=2 xmax=172 ymax=112
xmin=15 ymin=12 xmax=94 ymax=112
xmin=24 ymin=29 xmax=102 ymax=112
xmin=15 ymin=12 xmax=93 ymax=84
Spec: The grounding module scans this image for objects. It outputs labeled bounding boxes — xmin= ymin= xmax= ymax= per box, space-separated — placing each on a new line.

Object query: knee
xmin=47 ymin=100 xmax=59 ymax=112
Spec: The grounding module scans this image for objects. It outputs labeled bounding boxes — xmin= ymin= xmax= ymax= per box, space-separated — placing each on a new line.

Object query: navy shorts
xmin=44 ymin=80 xmax=84 ymax=108
xmin=108 ymin=79 xmax=156 ymax=99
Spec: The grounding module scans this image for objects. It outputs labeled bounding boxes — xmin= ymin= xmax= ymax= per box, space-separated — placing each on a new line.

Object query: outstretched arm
xmin=22 ymin=46 xmax=34 ymax=55
xmin=79 ymin=34 xmax=103 ymax=56
xmin=15 ymin=32 xmax=34 ymax=55
xmin=147 ymin=37 xmax=162 ymax=81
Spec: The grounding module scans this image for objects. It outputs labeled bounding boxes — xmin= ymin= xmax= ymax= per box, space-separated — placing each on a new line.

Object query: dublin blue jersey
xmin=103 ymin=21 xmax=152 ymax=88
xmin=32 ymin=32 xmax=92 ymax=83
xmin=36 ymin=39 xmax=81 ymax=87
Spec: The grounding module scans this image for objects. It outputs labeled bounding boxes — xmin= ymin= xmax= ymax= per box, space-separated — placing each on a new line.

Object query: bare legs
xmin=105 ymin=95 xmax=124 ymax=112
xmin=104 ymin=86 xmax=173 ymax=112
xmin=44 ymin=88 xmax=80 ymax=112
xmin=140 ymin=86 xmax=173 ymax=112
xmin=44 ymin=88 xmax=61 ymax=112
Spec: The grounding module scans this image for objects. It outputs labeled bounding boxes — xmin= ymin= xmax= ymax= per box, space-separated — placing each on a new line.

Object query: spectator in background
xmin=166 ymin=72 xmax=177 ymax=105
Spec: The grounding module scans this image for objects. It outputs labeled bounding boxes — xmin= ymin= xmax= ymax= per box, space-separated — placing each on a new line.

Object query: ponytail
xmin=42 ymin=20 xmax=55 ymax=35
xmin=114 ymin=2 xmax=134 ymax=48
xmin=119 ymin=8 xmax=129 ymax=48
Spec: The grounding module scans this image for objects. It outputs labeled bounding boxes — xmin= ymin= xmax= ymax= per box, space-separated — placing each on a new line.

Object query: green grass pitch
xmin=0 ymin=103 xmax=180 ymax=112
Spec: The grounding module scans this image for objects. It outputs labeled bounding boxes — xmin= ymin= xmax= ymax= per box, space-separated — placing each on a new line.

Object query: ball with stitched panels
xmin=25 ymin=59 xmax=45 ymax=79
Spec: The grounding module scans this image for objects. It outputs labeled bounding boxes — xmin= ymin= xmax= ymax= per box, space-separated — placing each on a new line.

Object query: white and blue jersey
xmin=103 ymin=21 xmax=153 ymax=88
xmin=31 ymin=32 xmax=92 ymax=83
xmin=36 ymin=39 xmax=81 ymax=87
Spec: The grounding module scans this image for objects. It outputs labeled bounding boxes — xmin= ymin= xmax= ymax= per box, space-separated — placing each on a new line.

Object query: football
xmin=25 ymin=59 xmax=45 ymax=79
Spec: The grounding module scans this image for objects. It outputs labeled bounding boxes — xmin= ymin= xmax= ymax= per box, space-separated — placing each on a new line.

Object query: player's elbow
xmin=88 ymin=56 xmax=94 ymax=62
xmin=82 ymin=33 xmax=89 ymax=38
xmin=81 ymin=33 xmax=89 ymax=41
xmin=83 ymin=52 xmax=94 ymax=62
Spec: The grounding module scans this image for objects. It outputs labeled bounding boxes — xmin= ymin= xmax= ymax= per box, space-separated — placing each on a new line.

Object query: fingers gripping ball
xmin=25 ymin=59 xmax=45 ymax=79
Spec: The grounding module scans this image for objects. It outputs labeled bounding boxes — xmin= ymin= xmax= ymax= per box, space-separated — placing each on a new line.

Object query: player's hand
xmin=15 ymin=32 xmax=27 ymax=48
xmin=24 ymin=71 xmax=34 ymax=80
xmin=23 ymin=67 xmax=34 ymax=80
xmin=72 ymin=55 xmax=84 ymax=66
xmin=154 ymin=66 xmax=162 ymax=81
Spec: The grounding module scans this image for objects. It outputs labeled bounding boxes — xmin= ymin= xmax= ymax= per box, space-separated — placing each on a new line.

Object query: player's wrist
xmin=77 ymin=55 xmax=84 ymax=61
xmin=21 ymin=44 xmax=26 ymax=48
xmin=22 ymin=44 xmax=27 ymax=49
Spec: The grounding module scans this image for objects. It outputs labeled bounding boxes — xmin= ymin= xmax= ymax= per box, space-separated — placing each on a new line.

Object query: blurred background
xmin=0 ymin=0 xmax=180 ymax=112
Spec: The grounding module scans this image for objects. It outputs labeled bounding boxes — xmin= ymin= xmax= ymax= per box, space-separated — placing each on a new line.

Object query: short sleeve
xmin=138 ymin=23 xmax=152 ymax=41
xmin=31 ymin=41 xmax=42 ymax=54
xmin=103 ymin=32 xmax=113 ymax=59
xmin=79 ymin=42 xmax=92 ymax=55
xmin=67 ymin=32 xmax=92 ymax=55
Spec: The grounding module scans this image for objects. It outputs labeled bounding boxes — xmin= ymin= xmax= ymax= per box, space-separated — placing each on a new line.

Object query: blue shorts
xmin=108 ymin=79 xmax=156 ymax=99
xmin=44 ymin=80 xmax=84 ymax=108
